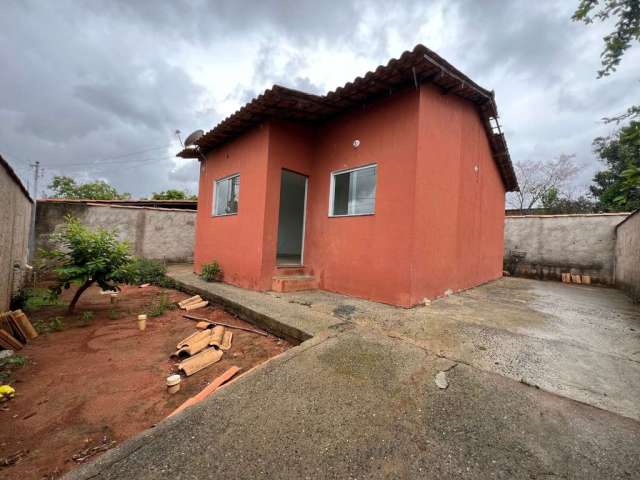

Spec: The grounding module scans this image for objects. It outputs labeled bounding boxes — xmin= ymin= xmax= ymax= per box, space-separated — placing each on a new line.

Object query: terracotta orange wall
xmin=303 ymin=90 xmax=420 ymax=306
xmin=194 ymin=85 xmax=505 ymax=307
xmin=260 ymin=121 xmax=315 ymax=287
xmin=194 ymin=125 xmax=270 ymax=290
xmin=410 ymin=84 xmax=505 ymax=303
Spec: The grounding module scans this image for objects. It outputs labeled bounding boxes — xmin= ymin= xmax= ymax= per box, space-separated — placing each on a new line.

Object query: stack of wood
xmin=172 ymin=322 xmax=233 ymax=377
xmin=178 ymin=295 xmax=209 ymax=311
xmin=0 ymin=310 xmax=38 ymax=350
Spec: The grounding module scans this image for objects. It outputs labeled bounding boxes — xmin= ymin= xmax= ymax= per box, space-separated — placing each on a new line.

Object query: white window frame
xmin=212 ymin=173 xmax=240 ymax=217
xmin=328 ymin=163 xmax=377 ymax=217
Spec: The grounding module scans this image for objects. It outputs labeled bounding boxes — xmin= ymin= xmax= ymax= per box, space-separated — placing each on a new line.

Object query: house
xmin=0 ymin=154 xmax=33 ymax=311
xmin=179 ymin=45 xmax=518 ymax=307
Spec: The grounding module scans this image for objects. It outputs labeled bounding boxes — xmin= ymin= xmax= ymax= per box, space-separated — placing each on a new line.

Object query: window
xmin=213 ymin=174 xmax=240 ymax=216
xmin=329 ymin=164 xmax=377 ymax=216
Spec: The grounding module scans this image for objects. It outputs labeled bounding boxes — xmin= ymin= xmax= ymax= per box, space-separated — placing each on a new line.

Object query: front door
xmin=276 ymin=170 xmax=307 ymax=266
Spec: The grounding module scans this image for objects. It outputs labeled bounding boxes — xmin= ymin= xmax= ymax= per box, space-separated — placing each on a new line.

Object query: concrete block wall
xmin=615 ymin=210 xmax=640 ymax=302
xmin=36 ymin=201 xmax=196 ymax=263
xmin=504 ymin=213 xmax=629 ymax=284
xmin=0 ymin=158 xmax=33 ymax=311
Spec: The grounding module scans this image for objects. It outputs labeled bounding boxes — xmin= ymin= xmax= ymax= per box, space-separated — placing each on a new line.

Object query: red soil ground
xmin=0 ymin=284 xmax=290 ymax=479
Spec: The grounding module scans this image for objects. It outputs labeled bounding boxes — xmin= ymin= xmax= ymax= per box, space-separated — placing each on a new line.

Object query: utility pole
xmin=27 ymin=161 xmax=40 ymax=262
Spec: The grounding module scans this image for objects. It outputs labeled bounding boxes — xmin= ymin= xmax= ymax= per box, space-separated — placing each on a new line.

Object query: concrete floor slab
xmin=67 ymin=271 xmax=640 ymax=479
xmin=68 ymin=328 xmax=640 ymax=479
xmin=283 ymin=278 xmax=640 ymax=420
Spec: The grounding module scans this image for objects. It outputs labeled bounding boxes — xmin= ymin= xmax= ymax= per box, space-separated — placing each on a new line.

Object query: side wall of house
xmin=194 ymin=125 xmax=270 ymax=290
xmin=615 ymin=210 xmax=640 ymax=302
xmin=304 ymin=90 xmax=420 ymax=307
xmin=411 ymin=84 xmax=505 ymax=303
xmin=0 ymin=162 xmax=32 ymax=311
xmin=504 ymin=213 xmax=628 ymax=284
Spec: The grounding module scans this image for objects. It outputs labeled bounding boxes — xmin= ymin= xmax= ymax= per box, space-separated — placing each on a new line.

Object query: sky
xmin=1 ymin=0 xmax=638 ymax=199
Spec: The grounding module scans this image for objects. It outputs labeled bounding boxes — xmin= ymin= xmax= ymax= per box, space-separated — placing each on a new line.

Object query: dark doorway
xmin=276 ymin=170 xmax=307 ymax=266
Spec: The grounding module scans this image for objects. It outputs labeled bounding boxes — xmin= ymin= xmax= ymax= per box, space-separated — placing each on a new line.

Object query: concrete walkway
xmin=67 ymin=268 xmax=640 ymax=479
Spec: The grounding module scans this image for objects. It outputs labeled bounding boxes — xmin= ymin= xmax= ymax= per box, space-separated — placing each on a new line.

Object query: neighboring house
xmin=0 ymin=154 xmax=33 ymax=311
xmin=179 ymin=45 xmax=518 ymax=307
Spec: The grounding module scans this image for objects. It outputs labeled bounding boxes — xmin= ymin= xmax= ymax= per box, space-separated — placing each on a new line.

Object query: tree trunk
xmin=67 ymin=279 xmax=95 ymax=314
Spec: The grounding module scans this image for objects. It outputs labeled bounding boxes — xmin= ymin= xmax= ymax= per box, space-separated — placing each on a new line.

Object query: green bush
xmin=121 ymin=258 xmax=167 ymax=285
xmin=201 ymin=261 xmax=223 ymax=282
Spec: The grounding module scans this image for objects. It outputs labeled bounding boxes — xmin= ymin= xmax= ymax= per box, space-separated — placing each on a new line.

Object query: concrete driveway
xmin=68 ymin=273 xmax=640 ymax=479
xmin=283 ymin=277 xmax=640 ymax=420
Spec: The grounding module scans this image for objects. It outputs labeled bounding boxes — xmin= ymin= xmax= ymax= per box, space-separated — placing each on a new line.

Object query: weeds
xmin=14 ymin=288 xmax=66 ymax=312
xmin=108 ymin=308 xmax=120 ymax=320
xmin=201 ymin=261 xmax=223 ymax=282
xmin=147 ymin=293 xmax=175 ymax=318
xmin=0 ymin=355 xmax=28 ymax=384
xmin=80 ymin=311 xmax=94 ymax=326
xmin=34 ymin=316 xmax=65 ymax=334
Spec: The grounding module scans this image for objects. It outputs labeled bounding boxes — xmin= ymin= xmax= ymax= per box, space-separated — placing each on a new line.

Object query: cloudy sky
xmin=1 ymin=0 xmax=638 ymax=199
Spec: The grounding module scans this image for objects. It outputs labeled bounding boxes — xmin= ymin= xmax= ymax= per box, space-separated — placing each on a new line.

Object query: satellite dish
xmin=184 ymin=129 xmax=204 ymax=147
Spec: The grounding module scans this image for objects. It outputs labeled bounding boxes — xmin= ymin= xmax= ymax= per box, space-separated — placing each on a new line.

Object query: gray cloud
xmin=0 ymin=0 xmax=637 ymax=199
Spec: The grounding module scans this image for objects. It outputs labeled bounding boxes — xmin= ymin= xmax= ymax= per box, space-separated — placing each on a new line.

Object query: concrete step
xmin=275 ymin=265 xmax=313 ymax=276
xmin=272 ymin=274 xmax=319 ymax=293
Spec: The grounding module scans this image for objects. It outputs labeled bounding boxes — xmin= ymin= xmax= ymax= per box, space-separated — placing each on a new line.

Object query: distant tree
xmin=41 ymin=216 xmax=133 ymax=314
xmin=540 ymin=186 xmax=597 ymax=214
xmin=573 ymin=0 xmax=640 ymax=121
xmin=507 ymin=154 xmax=580 ymax=212
xmin=150 ymin=189 xmax=196 ymax=200
xmin=590 ymin=120 xmax=640 ymax=210
xmin=48 ymin=176 xmax=131 ymax=200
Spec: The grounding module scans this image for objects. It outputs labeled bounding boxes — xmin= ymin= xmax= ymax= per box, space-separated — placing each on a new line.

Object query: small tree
xmin=42 ymin=216 xmax=133 ymax=313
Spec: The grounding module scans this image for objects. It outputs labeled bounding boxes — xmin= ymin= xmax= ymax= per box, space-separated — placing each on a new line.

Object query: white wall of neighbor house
xmin=0 ymin=161 xmax=33 ymax=311
xmin=504 ymin=213 xmax=629 ymax=284
xmin=615 ymin=210 xmax=640 ymax=302
xmin=36 ymin=202 xmax=196 ymax=263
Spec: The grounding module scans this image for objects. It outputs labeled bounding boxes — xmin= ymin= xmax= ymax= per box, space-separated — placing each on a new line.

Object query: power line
xmin=49 ymin=154 xmax=182 ymax=172
xmin=52 ymin=144 xmax=176 ymax=167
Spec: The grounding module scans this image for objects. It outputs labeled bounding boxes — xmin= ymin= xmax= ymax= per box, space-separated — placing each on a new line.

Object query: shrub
xmin=121 ymin=258 xmax=167 ymax=285
xmin=201 ymin=261 xmax=223 ymax=282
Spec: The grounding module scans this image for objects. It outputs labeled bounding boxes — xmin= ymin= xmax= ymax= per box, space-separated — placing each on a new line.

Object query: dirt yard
xmin=0 ymin=284 xmax=290 ymax=479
